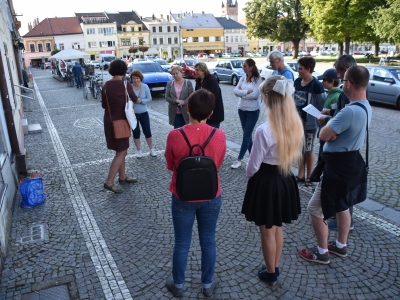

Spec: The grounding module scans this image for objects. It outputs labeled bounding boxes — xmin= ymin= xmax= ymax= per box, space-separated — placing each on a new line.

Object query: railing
xmin=14 ymin=84 xmax=35 ymax=100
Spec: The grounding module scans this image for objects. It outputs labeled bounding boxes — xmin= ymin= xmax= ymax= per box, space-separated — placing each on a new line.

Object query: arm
xmin=320 ymin=108 xmax=353 ymax=141
xmin=239 ymin=77 xmax=262 ymax=100
xmin=214 ymin=131 xmax=227 ymax=171
xmin=126 ymin=83 xmax=139 ymax=103
xmin=101 ymin=83 xmax=107 ymax=109
xmin=139 ymin=84 xmax=152 ymax=105
xmin=182 ymin=80 xmax=194 ymax=105
xmin=165 ymin=131 xmax=175 ymax=171
xmin=246 ymin=128 xmax=268 ymax=178
xmin=165 ymin=81 xmax=176 ymax=104
xmin=319 ymin=125 xmax=338 ymax=142
xmin=233 ymin=77 xmax=247 ymax=97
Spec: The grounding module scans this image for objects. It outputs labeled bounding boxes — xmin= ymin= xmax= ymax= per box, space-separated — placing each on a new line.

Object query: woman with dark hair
xmin=164 ymin=89 xmax=226 ymax=298
xmin=102 ymin=59 xmax=139 ymax=193
xmin=231 ymin=58 xmax=262 ymax=169
xmin=194 ymin=62 xmax=224 ymax=128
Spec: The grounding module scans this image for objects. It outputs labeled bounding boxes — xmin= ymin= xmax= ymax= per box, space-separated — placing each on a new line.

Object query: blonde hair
xmin=259 ymin=75 xmax=304 ymax=175
xmin=170 ymin=66 xmax=183 ymax=73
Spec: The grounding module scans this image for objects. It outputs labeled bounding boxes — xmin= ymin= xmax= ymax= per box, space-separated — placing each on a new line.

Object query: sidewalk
xmin=0 ymin=68 xmax=399 ymax=299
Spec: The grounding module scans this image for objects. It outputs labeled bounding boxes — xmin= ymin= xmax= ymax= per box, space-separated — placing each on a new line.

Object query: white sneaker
xmin=150 ymin=149 xmax=157 ymax=157
xmin=231 ymin=161 xmax=242 ymax=169
xmin=136 ymin=150 xmax=143 ymax=158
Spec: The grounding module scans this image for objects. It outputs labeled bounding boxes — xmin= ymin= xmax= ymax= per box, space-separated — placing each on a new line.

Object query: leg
xmin=145 ymin=137 xmax=153 ymax=149
xmin=336 ymin=209 xmax=351 ymax=244
xmin=238 ymin=109 xmax=260 ymax=160
xmin=132 ymin=114 xmax=142 ymax=151
xmin=134 ymin=139 xmax=141 ymax=151
xmin=174 ymin=114 xmax=185 ymax=129
xmin=259 ymin=226 xmax=283 ymax=273
xmin=297 ymin=154 xmax=306 ymax=179
xmin=311 ymin=215 xmax=328 ymax=249
xmin=305 ymin=152 xmax=315 ymax=179
xmin=196 ymin=195 xmax=222 ymax=286
xmin=106 ymin=149 xmax=127 ymax=186
xmin=140 ymin=112 xmax=153 ymax=150
xmin=171 ymin=194 xmax=196 ymax=285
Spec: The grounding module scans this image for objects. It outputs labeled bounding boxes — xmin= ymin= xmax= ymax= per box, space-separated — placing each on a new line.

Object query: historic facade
xmin=221 ymin=0 xmax=239 ymax=21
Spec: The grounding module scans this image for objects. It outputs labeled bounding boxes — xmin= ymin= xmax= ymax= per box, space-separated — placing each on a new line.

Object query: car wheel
xmin=396 ymin=96 xmax=400 ymax=110
xmin=232 ymin=75 xmax=238 ymax=86
xmin=214 ymin=73 xmax=220 ymax=83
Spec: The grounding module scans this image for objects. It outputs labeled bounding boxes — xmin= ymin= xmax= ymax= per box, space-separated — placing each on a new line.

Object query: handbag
xmin=104 ymin=83 xmax=131 ymax=140
xmin=124 ymin=81 xmax=137 ymax=130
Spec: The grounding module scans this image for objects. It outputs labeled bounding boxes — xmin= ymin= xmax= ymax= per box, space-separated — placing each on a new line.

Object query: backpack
xmin=176 ymin=127 xmax=218 ymax=201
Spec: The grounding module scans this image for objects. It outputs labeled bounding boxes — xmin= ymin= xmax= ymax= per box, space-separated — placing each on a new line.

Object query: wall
xmin=54 ymin=34 xmax=85 ymax=52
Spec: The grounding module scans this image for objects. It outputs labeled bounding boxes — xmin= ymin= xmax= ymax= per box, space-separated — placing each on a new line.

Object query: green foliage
xmin=51 ymin=49 xmax=60 ymax=56
xmin=370 ymin=0 xmax=400 ymax=44
xmin=244 ymin=0 xmax=308 ymax=57
xmin=129 ymin=47 xmax=138 ymax=53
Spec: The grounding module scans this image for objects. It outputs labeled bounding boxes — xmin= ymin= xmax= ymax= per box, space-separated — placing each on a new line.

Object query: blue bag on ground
xmin=20 ymin=178 xmax=46 ymax=208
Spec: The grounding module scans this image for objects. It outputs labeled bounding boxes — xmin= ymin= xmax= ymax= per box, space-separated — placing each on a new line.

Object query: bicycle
xmin=88 ymin=74 xmax=103 ymax=99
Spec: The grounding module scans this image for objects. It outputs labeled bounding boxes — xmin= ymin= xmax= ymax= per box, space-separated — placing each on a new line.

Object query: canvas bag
xmin=176 ymin=127 xmax=218 ymax=201
xmin=124 ymin=81 xmax=137 ymax=130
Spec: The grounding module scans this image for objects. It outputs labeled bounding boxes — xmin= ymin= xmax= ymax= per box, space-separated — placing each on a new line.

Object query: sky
xmin=13 ymin=0 xmax=248 ymax=36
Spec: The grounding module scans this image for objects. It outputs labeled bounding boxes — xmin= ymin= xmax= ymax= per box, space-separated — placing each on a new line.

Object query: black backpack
xmin=176 ymin=127 xmax=218 ymax=201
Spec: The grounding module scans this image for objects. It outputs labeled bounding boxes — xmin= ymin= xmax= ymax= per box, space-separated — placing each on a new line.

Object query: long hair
xmin=245 ymin=58 xmax=260 ymax=82
xmin=259 ymin=75 xmax=304 ymax=175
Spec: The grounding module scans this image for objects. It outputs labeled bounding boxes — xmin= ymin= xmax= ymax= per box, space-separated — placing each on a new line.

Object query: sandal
xmin=118 ymin=177 xmax=138 ymax=184
xmin=296 ymin=176 xmax=305 ymax=183
xmin=104 ymin=183 xmax=123 ymax=193
xmin=305 ymin=179 xmax=313 ymax=187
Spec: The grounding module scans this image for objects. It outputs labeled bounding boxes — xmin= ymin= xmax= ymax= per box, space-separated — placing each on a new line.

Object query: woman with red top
xmin=164 ymin=89 xmax=226 ymax=298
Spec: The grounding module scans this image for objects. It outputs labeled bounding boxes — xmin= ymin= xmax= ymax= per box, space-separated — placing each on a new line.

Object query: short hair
xmin=345 ymin=66 xmax=369 ymax=90
xmin=324 ymin=78 xmax=340 ymax=87
xmin=245 ymin=58 xmax=260 ymax=82
xmin=334 ymin=54 xmax=357 ymax=72
xmin=170 ymin=66 xmax=183 ymax=73
xmin=108 ymin=59 xmax=127 ymax=76
xmin=194 ymin=62 xmax=210 ymax=77
xmin=187 ymin=89 xmax=215 ymax=122
xmin=130 ymin=69 xmax=144 ymax=81
xmin=268 ymin=50 xmax=284 ymax=62
xmin=297 ymin=57 xmax=316 ymax=73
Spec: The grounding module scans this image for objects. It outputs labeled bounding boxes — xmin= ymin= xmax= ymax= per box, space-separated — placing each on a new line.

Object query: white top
xmin=234 ymin=76 xmax=262 ymax=111
xmin=246 ymin=122 xmax=279 ymax=178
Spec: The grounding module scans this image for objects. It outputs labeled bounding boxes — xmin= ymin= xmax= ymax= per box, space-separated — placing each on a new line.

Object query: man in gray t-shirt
xmin=299 ymin=66 xmax=371 ymax=265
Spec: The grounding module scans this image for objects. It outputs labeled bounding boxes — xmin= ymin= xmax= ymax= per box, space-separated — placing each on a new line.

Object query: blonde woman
xmin=241 ymin=76 xmax=304 ymax=286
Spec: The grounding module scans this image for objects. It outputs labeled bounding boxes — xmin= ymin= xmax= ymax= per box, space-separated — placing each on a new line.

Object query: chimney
xmin=167 ymin=15 xmax=170 ymax=21
xmin=202 ymin=11 xmax=205 ymax=15
xmin=152 ymin=13 xmax=155 ymax=20
xmin=37 ymin=17 xmax=39 ymax=24
xmin=191 ymin=11 xmax=194 ymax=17
xmin=160 ymin=14 xmax=163 ymax=19
xmin=28 ymin=22 xmax=32 ymax=31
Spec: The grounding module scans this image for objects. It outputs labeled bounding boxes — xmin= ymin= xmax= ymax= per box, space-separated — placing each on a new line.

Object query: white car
xmin=222 ymin=53 xmax=230 ymax=58
xmin=245 ymin=52 xmax=254 ymax=57
xmin=88 ymin=60 xmax=100 ymax=69
xmin=260 ymin=61 xmax=320 ymax=80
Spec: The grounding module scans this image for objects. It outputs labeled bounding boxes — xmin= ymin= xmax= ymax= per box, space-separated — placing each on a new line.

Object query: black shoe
xmin=261 ymin=265 xmax=279 ymax=276
xmin=165 ymin=276 xmax=183 ymax=297
xmin=203 ymin=276 xmax=218 ymax=297
xmin=258 ymin=269 xmax=277 ymax=286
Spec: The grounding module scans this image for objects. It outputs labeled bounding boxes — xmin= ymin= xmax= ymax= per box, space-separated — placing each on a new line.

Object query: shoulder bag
xmin=125 ymin=81 xmax=137 ymax=130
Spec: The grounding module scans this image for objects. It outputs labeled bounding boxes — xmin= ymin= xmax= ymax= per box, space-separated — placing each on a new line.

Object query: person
xmin=293 ymin=57 xmax=326 ymax=187
xmin=268 ymin=50 xmax=294 ymax=80
xmin=241 ymin=76 xmax=304 ymax=286
xmin=379 ymin=56 xmax=385 ymax=66
xmin=72 ymin=61 xmax=83 ymax=88
xmin=130 ymin=69 xmax=157 ymax=157
xmin=194 ymin=62 xmax=224 ymax=128
xmin=299 ymin=66 xmax=372 ymax=265
xmin=164 ymin=89 xmax=226 ymax=298
xmin=165 ymin=66 xmax=194 ymax=128
xmin=231 ymin=59 xmax=262 ymax=169
xmin=102 ymin=59 xmax=139 ymax=193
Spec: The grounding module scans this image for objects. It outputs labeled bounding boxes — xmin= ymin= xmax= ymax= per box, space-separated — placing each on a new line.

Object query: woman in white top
xmin=231 ymin=59 xmax=262 ymax=169
xmin=241 ymin=76 xmax=304 ymax=286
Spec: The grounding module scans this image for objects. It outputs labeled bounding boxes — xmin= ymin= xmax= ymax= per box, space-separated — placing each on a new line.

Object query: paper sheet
xmin=302 ymin=104 xmax=324 ymax=119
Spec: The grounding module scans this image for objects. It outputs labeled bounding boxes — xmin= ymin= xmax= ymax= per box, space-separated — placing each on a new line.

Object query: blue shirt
xmin=272 ymin=67 xmax=294 ymax=80
xmin=72 ymin=64 xmax=82 ymax=77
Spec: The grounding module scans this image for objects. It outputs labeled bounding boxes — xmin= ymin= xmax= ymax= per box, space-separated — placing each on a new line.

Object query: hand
xmin=176 ymin=100 xmax=185 ymax=105
xmin=247 ymin=90 xmax=253 ymax=94
xmin=137 ymin=97 xmax=142 ymax=104
xmin=328 ymin=134 xmax=339 ymax=141
xmin=321 ymin=109 xmax=330 ymax=115
xmin=237 ymin=86 xmax=242 ymax=90
xmin=317 ymin=116 xmax=327 ymax=126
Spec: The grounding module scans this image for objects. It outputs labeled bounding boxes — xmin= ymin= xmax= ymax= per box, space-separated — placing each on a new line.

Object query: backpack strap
xmin=178 ymin=127 xmax=217 ymax=156
xmin=350 ymin=102 xmax=369 ymax=172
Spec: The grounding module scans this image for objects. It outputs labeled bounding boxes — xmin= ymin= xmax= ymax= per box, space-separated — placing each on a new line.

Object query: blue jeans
xmin=132 ymin=111 xmax=152 ymax=139
xmin=173 ymin=113 xmax=186 ymax=129
xmin=238 ymin=109 xmax=260 ymax=160
xmin=75 ymin=75 xmax=82 ymax=88
xmin=171 ymin=194 xmax=222 ymax=287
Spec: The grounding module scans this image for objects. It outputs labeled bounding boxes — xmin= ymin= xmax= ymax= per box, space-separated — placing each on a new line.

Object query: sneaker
xmin=230 ymin=161 xmax=242 ymax=169
xmin=150 ymin=148 xmax=157 ymax=157
xmin=328 ymin=241 xmax=347 ymax=257
xmin=257 ymin=269 xmax=277 ymax=286
xmin=165 ymin=276 xmax=183 ymax=297
xmin=203 ymin=276 xmax=218 ymax=297
xmin=135 ymin=150 xmax=143 ymax=158
xmin=299 ymin=247 xmax=330 ymax=264
xmin=328 ymin=220 xmax=354 ymax=231
xmin=261 ymin=265 xmax=280 ymax=276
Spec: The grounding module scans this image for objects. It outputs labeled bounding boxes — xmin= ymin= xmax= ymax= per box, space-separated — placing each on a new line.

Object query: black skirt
xmin=241 ymin=163 xmax=301 ymax=228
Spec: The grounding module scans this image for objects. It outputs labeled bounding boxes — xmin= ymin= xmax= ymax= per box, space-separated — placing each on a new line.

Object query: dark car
xmin=213 ymin=59 xmax=245 ymax=86
xmin=128 ymin=62 xmax=173 ymax=94
xmin=171 ymin=59 xmax=198 ymax=78
xmin=365 ymin=66 xmax=400 ymax=109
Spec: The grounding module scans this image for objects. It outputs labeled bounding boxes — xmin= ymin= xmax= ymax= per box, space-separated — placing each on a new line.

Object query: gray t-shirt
xmin=323 ymin=100 xmax=371 ymax=152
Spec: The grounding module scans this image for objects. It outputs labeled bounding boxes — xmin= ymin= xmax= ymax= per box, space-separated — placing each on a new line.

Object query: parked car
xmin=213 ymin=59 xmax=245 ymax=86
xmin=196 ymin=53 xmax=208 ymax=59
xmin=127 ymin=61 xmax=173 ymax=94
xmin=88 ymin=60 xmax=100 ymax=69
xmin=171 ymin=59 xmax=198 ymax=78
xmin=245 ymin=52 xmax=254 ymax=57
xmin=153 ymin=59 xmax=171 ymax=72
xmin=44 ymin=62 xmax=52 ymax=69
xmin=298 ymin=51 xmax=311 ymax=56
xmin=253 ymin=52 xmax=263 ymax=57
xmin=310 ymin=51 xmax=319 ymax=57
xmin=365 ymin=66 xmax=400 ymax=109
xmin=222 ymin=53 xmax=230 ymax=58
xmin=352 ymin=51 xmax=364 ymax=55
xmin=259 ymin=61 xmax=320 ymax=80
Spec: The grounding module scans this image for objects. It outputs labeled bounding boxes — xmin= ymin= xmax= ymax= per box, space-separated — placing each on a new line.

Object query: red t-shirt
xmin=165 ymin=124 xmax=226 ymax=201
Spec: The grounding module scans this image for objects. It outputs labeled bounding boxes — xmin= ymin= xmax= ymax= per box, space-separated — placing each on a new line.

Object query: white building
xmin=216 ymin=16 xmax=248 ymax=54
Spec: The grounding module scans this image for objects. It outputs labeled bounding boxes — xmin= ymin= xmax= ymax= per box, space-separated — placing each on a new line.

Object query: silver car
xmin=213 ymin=59 xmax=245 ymax=86
xmin=365 ymin=66 xmax=400 ymax=109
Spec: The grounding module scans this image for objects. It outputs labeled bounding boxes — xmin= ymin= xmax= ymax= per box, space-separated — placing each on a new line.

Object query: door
xmin=369 ymin=68 xmax=398 ymax=105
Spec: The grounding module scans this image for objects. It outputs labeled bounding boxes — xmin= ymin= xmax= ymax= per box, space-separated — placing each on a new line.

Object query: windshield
xmin=130 ymin=63 xmax=164 ymax=73
xmin=389 ymin=69 xmax=400 ymax=80
xmin=286 ymin=62 xmax=298 ymax=72
xmin=230 ymin=60 xmax=244 ymax=69
xmin=184 ymin=60 xmax=197 ymax=66
xmin=156 ymin=60 xmax=169 ymax=65
xmin=103 ymin=56 xmax=115 ymax=62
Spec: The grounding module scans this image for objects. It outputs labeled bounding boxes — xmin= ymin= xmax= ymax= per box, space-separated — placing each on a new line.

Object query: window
xmin=88 ymin=42 xmax=96 ymax=48
xmin=98 ymin=28 xmax=104 ymax=34
xmin=126 ymin=40 xmax=131 ymax=46
xmin=153 ymin=27 xmax=156 ymax=33
xmin=160 ymin=38 xmax=163 ymax=44
xmin=204 ymin=37 xmax=209 ymax=42
xmin=225 ymin=36 xmax=228 ymax=43
xmin=99 ymin=41 xmax=108 ymax=47
xmin=159 ymin=26 xmax=162 ymax=32
xmin=87 ymin=28 xmax=95 ymax=34
xmin=107 ymin=41 xmax=114 ymax=47
xmin=230 ymin=36 xmax=233 ymax=42
xmin=105 ymin=28 xmax=114 ymax=35
xmin=235 ymin=36 xmax=238 ymax=42
xmin=240 ymin=36 xmax=243 ymax=42
xmin=216 ymin=36 xmax=221 ymax=42
xmin=174 ymin=26 xmax=177 ymax=32
xmin=121 ymin=40 xmax=126 ymax=46
xmin=138 ymin=27 xmax=141 ymax=31
xmin=45 ymin=43 xmax=51 ymax=51
xmin=38 ymin=44 xmax=43 ymax=52
xmin=174 ymin=37 xmax=178 ymax=44
xmin=30 ymin=44 xmax=35 ymax=52
xmin=167 ymin=26 xmax=171 ymax=32
xmin=193 ymin=37 xmax=199 ymax=42
xmin=59 ymin=43 xmax=64 ymax=50
xmin=168 ymin=38 xmax=171 ymax=44
xmin=153 ymin=38 xmax=157 ymax=45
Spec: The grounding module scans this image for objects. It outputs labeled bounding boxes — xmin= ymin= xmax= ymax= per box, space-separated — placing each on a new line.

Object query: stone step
xmin=27 ymin=123 xmax=42 ymax=134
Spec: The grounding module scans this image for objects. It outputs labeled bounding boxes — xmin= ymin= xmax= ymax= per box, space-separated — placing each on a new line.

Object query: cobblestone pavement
xmin=0 ymin=68 xmax=399 ymax=300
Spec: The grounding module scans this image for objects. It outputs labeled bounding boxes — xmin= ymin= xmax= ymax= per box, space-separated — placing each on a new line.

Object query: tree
xmin=162 ymin=49 xmax=168 ymax=59
xmin=243 ymin=0 xmax=308 ymax=58
xmin=370 ymin=0 xmax=400 ymax=45
xmin=51 ymin=49 xmax=60 ymax=56
xmin=173 ymin=48 xmax=179 ymax=57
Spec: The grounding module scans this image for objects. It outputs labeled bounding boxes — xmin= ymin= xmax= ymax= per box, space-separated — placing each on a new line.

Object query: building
xmin=170 ymin=12 xmax=224 ymax=56
xmin=215 ymin=16 xmax=248 ymax=54
xmin=142 ymin=14 xmax=180 ymax=59
xmin=221 ymin=0 xmax=239 ymax=21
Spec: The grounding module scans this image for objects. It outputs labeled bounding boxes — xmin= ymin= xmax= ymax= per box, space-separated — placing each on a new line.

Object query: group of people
xmin=100 ymin=54 xmax=371 ymax=297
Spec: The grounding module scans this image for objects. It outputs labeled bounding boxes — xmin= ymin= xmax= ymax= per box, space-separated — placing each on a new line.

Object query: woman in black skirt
xmin=241 ymin=75 xmax=304 ymax=286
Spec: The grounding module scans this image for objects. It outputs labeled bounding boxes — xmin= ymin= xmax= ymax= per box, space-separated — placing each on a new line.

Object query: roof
xmin=22 ymin=17 xmax=82 ymax=38
xmin=171 ymin=13 xmax=223 ymax=29
xmin=105 ymin=11 xmax=148 ymax=31
xmin=74 ymin=12 xmax=113 ymax=24
xmin=215 ymin=17 xmax=246 ymax=29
